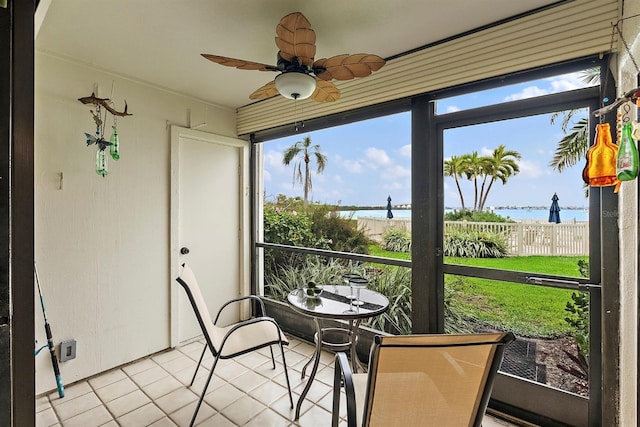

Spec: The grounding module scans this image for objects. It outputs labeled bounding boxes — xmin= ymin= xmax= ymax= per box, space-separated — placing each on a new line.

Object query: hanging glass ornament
xmin=109 ymin=125 xmax=120 ymax=160
xmin=96 ymin=148 xmax=108 ymax=177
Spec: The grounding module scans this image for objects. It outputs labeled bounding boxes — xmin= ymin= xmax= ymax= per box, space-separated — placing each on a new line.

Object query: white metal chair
xmin=176 ymin=263 xmax=293 ymax=426
xmin=332 ymin=332 xmax=515 ymax=427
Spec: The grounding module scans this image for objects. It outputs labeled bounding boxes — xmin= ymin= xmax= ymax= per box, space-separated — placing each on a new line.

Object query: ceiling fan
xmin=201 ymin=12 xmax=386 ymax=102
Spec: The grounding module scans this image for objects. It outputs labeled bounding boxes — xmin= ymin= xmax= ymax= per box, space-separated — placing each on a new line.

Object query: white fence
xmin=358 ymin=217 xmax=589 ymax=256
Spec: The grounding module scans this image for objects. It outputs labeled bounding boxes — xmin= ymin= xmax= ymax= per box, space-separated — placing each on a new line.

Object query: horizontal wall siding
xmin=237 ymin=0 xmax=618 ymax=136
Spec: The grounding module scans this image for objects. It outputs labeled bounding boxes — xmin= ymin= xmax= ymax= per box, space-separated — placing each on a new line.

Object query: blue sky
xmin=263 ymin=72 xmax=595 ymax=208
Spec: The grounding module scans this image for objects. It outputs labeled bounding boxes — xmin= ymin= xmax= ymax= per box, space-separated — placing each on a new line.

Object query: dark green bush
xmin=443 ymin=229 xmax=507 ymax=258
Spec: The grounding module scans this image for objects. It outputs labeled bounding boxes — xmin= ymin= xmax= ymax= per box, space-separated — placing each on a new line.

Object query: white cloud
xmin=503 ymin=72 xmax=595 ymax=102
xmin=382 ymin=165 xmax=411 ymax=180
xmin=504 ymin=86 xmax=549 ymax=102
xmin=365 ymin=147 xmax=392 ymax=166
xmin=342 ymin=159 xmax=365 ymax=173
xmin=263 ymin=169 xmax=272 ymax=182
xmin=517 ymin=159 xmax=544 ymax=178
xmin=480 ymin=146 xmax=493 ymax=156
xmin=447 ymin=105 xmax=461 ymax=113
xmin=264 ymin=150 xmax=285 ymax=170
xmin=399 ymin=144 xmax=411 ymax=157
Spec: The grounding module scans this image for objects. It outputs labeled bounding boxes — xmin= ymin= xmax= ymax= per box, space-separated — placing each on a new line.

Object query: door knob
xmin=180 ymin=247 xmax=190 ymax=255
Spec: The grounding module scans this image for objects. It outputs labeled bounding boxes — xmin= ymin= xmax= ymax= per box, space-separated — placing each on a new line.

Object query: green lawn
xmin=368 ymin=245 xmax=587 ymax=338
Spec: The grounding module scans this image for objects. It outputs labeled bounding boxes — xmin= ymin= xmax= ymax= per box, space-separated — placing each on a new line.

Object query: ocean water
xmin=345 ymin=208 xmax=589 ymax=222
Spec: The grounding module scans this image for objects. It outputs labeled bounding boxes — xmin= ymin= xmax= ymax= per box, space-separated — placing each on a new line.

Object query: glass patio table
xmin=286 ymin=285 xmax=389 ymax=420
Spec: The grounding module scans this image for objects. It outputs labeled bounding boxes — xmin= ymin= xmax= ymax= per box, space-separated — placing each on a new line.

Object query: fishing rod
xmin=34 ymin=262 xmax=64 ymax=398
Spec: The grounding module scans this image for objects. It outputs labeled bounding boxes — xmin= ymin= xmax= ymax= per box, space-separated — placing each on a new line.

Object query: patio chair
xmin=176 ymin=263 xmax=293 ymax=426
xmin=332 ymin=332 xmax=515 ymax=427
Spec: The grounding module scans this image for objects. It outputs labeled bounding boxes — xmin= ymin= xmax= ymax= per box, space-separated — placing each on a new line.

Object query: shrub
xmin=381 ymin=228 xmax=411 ymax=252
xmin=264 ymin=256 xmax=349 ymax=300
xmin=309 ymin=205 xmax=370 ymax=254
xmin=364 ymin=266 xmax=412 ymax=335
xmin=443 ymin=229 xmax=507 ymax=258
xmin=445 ymin=209 xmax=512 ymax=223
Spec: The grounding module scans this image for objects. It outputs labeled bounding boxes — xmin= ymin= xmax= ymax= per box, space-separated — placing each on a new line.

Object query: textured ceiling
xmin=36 ymin=0 xmax=561 ymax=110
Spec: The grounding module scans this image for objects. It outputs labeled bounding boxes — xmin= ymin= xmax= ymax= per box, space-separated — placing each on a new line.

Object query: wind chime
xmin=587 ymin=16 xmax=640 ymax=192
xmin=78 ymin=92 xmax=132 ymax=177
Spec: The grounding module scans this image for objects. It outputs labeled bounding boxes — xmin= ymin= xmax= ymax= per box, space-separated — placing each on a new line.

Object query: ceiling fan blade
xmin=314 ymin=54 xmax=386 ymax=81
xmin=201 ymin=54 xmax=278 ymax=71
xmin=249 ymin=80 xmax=279 ymax=100
xmin=311 ymin=79 xmax=340 ymax=102
xmin=275 ymin=12 xmax=316 ymax=66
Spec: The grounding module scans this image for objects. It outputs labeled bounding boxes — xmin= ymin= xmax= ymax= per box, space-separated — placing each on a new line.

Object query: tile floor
xmin=36 ymin=336 xmax=522 ymax=426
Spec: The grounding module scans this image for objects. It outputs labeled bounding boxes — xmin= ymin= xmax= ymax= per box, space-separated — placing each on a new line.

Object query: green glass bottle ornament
xmin=616 ymin=122 xmax=638 ymax=181
xmin=109 ymin=126 xmax=120 ymax=160
xmin=96 ymin=148 xmax=108 ymax=177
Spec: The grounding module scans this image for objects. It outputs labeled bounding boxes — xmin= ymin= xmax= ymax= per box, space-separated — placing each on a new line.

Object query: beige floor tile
xmin=61 ymin=404 xmax=113 ymax=427
xmin=213 ymin=360 xmax=250 ymax=382
xmin=296 ymin=403 xmax=331 ymax=426
xmin=203 ymin=382 xmax=245 ymax=411
xmin=35 ymin=406 xmax=58 ymax=427
xmin=122 ymin=357 xmax=158 ymax=376
xmin=94 ymin=377 xmax=138 ymax=403
xmin=130 ymin=365 xmax=170 ymax=387
xmin=154 ymin=387 xmax=198 ymax=414
xmin=160 ymin=353 xmax=198 ymax=375
xmin=269 ymin=392 xmax=298 ymax=421
xmin=195 ymin=413 xmax=236 ymax=427
xmin=148 ymin=416 xmax=179 ymax=427
xmin=236 ymin=350 xmax=272 ymax=369
xmin=169 ymin=400 xmax=217 ymax=426
xmin=231 ymin=369 xmax=268 ymax=393
xmin=219 ymin=395 xmax=266 ymax=426
xmin=152 ymin=348 xmax=184 ymax=365
xmin=105 ymin=389 xmax=150 ymax=418
xmin=142 ymin=375 xmax=184 ymax=400
xmin=178 ymin=340 xmax=205 ymax=357
xmin=116 ymin=402 xmax=165 ymax=427
xmin=251 ymin=380 xmax=289 ymax=406
xmin=99 ymin=421 xmax=119 ymax=427
xmin=243 ymin=408 xmax=291 ymax=427
xmin=88 ymin=368 xmax=127 ymax=390
xmin=48 ymin=381 xmax=91 ymax=404
xmin=52 ymin=391 xmax=101 ymax=420
xmin=36 ymin=395 xmax=51 ymax=413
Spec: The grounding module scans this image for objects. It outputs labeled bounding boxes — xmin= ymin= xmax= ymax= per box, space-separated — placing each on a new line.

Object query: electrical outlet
xmin=59 ymin=339 xmax=76 ymax=362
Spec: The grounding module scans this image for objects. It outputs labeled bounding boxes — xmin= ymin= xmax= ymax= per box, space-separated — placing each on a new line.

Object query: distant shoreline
xmin=336 ymin=206 xmax=589 ymax=211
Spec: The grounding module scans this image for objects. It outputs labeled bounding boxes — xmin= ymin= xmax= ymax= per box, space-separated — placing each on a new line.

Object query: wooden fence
xmin=358 ymin=217 xmax=589 ymax=256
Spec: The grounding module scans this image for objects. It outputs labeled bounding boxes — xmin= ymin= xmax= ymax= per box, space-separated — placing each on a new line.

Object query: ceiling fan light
xmin=275 ymin=72 xmax=317 ymax=100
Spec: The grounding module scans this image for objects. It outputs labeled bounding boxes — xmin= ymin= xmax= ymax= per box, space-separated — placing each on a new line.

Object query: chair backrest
xmin=362 ymin=332 xmax=515 ymax=427
xmin=175 ymin=263 xmax=221 ymax=352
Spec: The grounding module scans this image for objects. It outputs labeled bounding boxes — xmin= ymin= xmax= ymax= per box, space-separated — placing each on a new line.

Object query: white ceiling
xmin=36 ymin=0 xmax=560 ymax=110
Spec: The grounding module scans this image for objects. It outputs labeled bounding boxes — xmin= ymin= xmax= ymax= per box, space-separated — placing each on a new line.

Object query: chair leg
xmin=189 ymin=354 xmax=221 ymax=427
xmin=190 ymin=343 xmax=208 ymax=386
xmin=269 ymin=345 xmax=276 ymax=369
xmin=279 ymin=342 xmax=294 ymax=409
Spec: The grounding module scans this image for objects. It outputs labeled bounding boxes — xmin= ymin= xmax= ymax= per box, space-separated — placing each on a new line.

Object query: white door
xmin=170 ymin=126 xmax=250 ymax=345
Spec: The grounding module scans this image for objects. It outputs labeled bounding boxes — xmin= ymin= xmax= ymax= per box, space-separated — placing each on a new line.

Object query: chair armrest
xmin=213 ymin=295 xmax=267 ymax=324
xmin=217 ymin=316 xmax=286 ymax=356
xmin=332 ymin=352 xmax=357 ymax=427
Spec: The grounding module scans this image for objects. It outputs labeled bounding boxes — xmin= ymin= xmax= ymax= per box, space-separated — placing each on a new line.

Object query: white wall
xmin=34 ymin=53 xmax=236 ymax=394
xmin=617 ymin=3 xmax=639 ymax=424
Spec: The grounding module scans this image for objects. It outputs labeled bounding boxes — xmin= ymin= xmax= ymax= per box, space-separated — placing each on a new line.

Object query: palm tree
xmin=549 ymin=68 xmax=600 ymax=172
xmin=282 ymin=136 xmax=328 ymax=205
xmin=462 ymin=151 xmax=488 ymax=211
xmin=444 ymin=155 xmax=468 ymax=210
xmin=478 ymin=145 xmax=521 ymax=211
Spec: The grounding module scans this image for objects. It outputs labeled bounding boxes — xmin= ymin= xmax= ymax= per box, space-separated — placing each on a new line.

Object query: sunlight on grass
xmin=368 ymin=245 xmax=587 ymax=337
